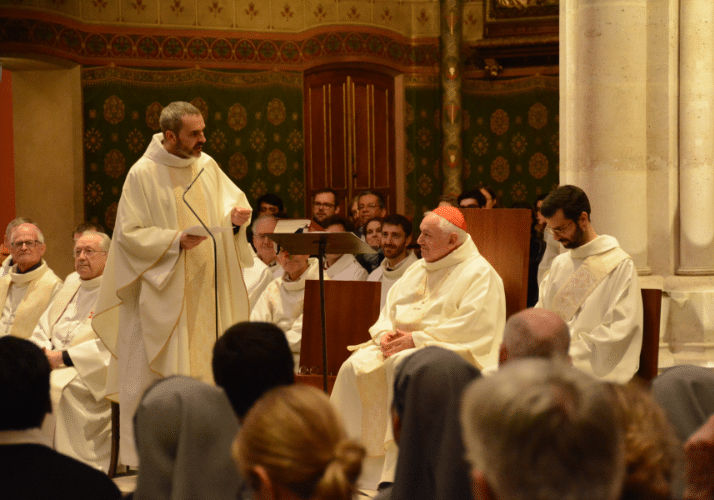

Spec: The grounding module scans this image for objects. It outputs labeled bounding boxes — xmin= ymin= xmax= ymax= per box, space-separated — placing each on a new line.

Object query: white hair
xmin=460 ymin=358 xmax=625 ymax=500
xmin=424 ymin=211 xmax=467 ymax=245
xmin=11 ymin=223 xmax=44 ymax=244
xmin=77 ymin=231 xmax=111 ymax=252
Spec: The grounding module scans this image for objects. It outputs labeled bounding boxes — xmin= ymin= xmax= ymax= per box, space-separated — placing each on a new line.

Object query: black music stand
xmin=268 ymin=231 xmax=375 ymax=391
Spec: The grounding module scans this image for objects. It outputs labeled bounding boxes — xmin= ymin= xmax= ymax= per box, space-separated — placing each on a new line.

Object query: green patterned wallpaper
xmin=82 ymin=66 xmax=305 ymax=235
xmin=462 ymin=76 xmax=560 ymax=206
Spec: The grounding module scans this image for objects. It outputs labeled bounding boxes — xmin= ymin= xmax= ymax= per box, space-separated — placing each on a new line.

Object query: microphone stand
xmin=182 ymin=167 xmax=219 ymax=340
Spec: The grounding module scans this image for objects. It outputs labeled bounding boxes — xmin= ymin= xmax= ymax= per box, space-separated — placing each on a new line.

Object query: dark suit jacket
xmin=0 ymin=443 xmax=121 ymax=500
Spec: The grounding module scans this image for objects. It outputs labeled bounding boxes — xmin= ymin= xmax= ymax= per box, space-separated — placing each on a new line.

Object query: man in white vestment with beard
xmin=92 ymin=101 xmax=254 ymax=466
xmin=536 ymin=185 xmax=642 ymax=383
xmin=330 ymin=206 xmax=506 ymax=489
xmin=31 ymin=232 xmax=112 ymax=471
xmin=367 ymin=214 xmax=418 ymax=309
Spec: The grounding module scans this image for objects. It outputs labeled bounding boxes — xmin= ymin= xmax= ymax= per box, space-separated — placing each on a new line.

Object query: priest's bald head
xmin=498 ymin=308 xmax=571 ymax=367
xmin=417 ymin=206 xmax=468 ymax=262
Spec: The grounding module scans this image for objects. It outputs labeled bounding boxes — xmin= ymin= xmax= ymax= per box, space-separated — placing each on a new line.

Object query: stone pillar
xmin=678 ymin=0 xmax=714 ymax=275
xmin=440 ymin=0 xmax=463 ymax=197
xmin=560 ymin=0 xmax=649 ymax=272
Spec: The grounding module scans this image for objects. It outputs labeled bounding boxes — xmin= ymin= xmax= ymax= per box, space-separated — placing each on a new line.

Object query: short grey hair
xmin=251 ymin=214 xmax=277 ymax=234
xmin=77 ymin=231 xmax=111 ymax=252
xmin=502 ymin=309 xmax=571 ymax=361
xmin=424 ymin=211 xmax=467 ymax=245
xmin=11 ymin=223 xmax=44 ymax=244
xmin=460 ymin=358 xmax=625 ymax=500
xmin=159 ymin=101 xmax=202 ymax=137
xmin=6 ymin=217 xmax=33 ymax=239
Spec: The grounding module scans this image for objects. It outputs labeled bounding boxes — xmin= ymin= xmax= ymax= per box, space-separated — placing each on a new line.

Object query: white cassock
xmin=250 ymin=258 xmax=321 ymax=370
xmin=367 ymin=252 xmax=419 ymax=310
xmin=326 ymin=254 xmax=368 ymax=281
xmin=330 ymin=235 xmax=505 ymax=488
xmin=242 ymin=248 xmax=274 ymax=310
xmin=537 ymin=230 xmax=565 ymax=284
xmin=93 ymin=133 xmax=253 ymax=466
xmin=30 ymin=274 xmax=111 ymax=471
xmin=0 ymin=255 xmax=12 ymax=278
xmin=536 ymin=235 xmax=643 ymax=383
xmin=0 ymin=260 xmax=61 ymax=339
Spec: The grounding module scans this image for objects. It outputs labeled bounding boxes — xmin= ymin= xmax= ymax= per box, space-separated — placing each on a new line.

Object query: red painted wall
xmin=0 ymin=67 xmax=16 ymax=242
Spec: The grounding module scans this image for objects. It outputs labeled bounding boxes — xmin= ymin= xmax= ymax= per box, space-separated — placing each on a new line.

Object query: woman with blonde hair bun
xmin=234 ymin=384 xmax=365 ymax=500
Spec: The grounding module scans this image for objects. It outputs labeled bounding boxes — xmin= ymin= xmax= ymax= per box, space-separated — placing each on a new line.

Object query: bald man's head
xmin=499 ymin=308 xmax=571 ymax=367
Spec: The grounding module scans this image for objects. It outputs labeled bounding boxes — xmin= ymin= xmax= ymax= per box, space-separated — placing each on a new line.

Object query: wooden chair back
xmin=461 ymin=208 xmax=532 ymax=317
xmin=301 ymin=279 xmax=381 ymax=376
xmin=637 ymin=288 xmax=662 ymax=381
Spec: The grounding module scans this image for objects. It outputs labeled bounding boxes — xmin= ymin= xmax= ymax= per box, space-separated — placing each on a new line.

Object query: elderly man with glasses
xmin=30 ymin=231 xmax=113 ymax=471
xmin=535 ymin=185 xmax=643 ymax=383
xmin=0 ymin=223 xmax=61 ymax=339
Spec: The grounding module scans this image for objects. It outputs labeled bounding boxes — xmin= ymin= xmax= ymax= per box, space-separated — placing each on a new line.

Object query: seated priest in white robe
xmin=323 ymin=215 xmax=368 ymax=281
xmin=1 ymin=217 xmax=34 ymax=279
xmin=250 ymin=248 xmax=321 ymax=370
xmin=0 ymin=223 xmax=61 ymax=339
xmin=368 ymin=214 xmax=418 ymax=309
xmin=30 ymin=232 xmax=112 ymax=471
xmin=243 ymin=246 xmax=274 ymax=310
xmin=536 ymin=185 xmax=642 ymax=383
xmin=330 ymin=206 xmax=506 ymax=489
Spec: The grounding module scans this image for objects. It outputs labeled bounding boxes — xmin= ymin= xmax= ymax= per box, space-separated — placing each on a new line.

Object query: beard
xmin=560 ymin=224 xmax=585 ymax=249
xmin=383 ymin=243 xmax=406 ymax=260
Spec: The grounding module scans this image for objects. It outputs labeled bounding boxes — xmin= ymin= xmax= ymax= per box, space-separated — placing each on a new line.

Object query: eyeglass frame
xmin=312 ymin=202 xmax=336 ymax=209
xmin=545 ymin=220 xmax=576 ymax=237
xmin=11 ymin=240 xmax=41 ymax=249
xmin=73 ymin=247 xmax=106 ymax=258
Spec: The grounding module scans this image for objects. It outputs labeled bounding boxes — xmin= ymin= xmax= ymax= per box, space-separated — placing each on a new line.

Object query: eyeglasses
xmin=546 ymin=220 xmax=575 ymax=236
xmin=74 ymin=247 xmax=105 ymax=258
xmin=313 ymin=202 xmax=336 ymax=209
xmin=359 ymin=203 xmax=379 ymax=210
xmin=11 ymin=240 xmax=40 ymax=249
xmin=254 ymin=233 xmax=272 ymax=240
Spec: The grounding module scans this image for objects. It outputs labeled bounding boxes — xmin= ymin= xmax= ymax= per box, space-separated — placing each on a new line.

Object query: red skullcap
xmin=432 ymin=206 xmax=467 ymax=231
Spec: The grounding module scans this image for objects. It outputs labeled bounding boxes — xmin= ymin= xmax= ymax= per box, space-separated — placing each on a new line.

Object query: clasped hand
xmin=380 ymin=329 xmax=415 ymax=358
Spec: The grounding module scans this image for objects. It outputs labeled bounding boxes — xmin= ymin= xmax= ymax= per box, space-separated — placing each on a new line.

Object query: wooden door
xmin=304 ymin=67 xmax=397 ymax=217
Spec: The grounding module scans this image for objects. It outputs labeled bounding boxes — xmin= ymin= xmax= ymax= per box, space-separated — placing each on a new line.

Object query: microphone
xmin=182 ymin=167 xmax=219 ymax=340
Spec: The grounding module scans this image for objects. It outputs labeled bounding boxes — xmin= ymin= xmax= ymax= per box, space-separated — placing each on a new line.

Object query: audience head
xmin=609 ymin=381 xmax=680 ymax=500
xmin=348 ymin=196 xmax=360 ymax=226
xmin=234 ymin=384 xmax=365 ymax=500
xmin=72 ymin=221 xmax=105 ymax=241
xmin=381 ymin=214 xmax=413 ymax=263
xmin=257 ymin=193 xmax=284 ymax=216
xmin=364 ymin=217 xmax=383 ymax=250
xmin=534 ymin=193 xmax=549 ymax=232
xmin=460 ymin=358 xmax=625 ymax=500
xmin=4 ymin=217 xmax=33 ymax=248
xmin=213 ymin=321 xmax=294 ymax=420
xmin=313 ymin=189 xmax=340 ymax=226
xmin=437 ymin=194 xmax=458 ymax=208
xmin=252 ymin=215 xmax=279 ymax=265
xmin=499 ymin=308 xmax=571 ymax=367
xmin=458 ymin=189 xmax=487 ymax=209
xmin=10 ymin=223 xmax=46 ymax=272
xmin=479 ymin=185 xmax=499 ymax=209
xmin=417 ymin=207 xmax=467 ymax=263
xmin=133 ymin=375 xmax=241 ymax=500
xmin=357 ymin=190 xmax=386 ymax=227
xmin=160 ymin=101 xmax=205 ymax=159
xmin=277 ymin=248 xmax=310 ymax=281
xmin=74 ymin=232 xmax=110 ymax=281
xmin=0 ymin=337 xmax=52 ymax=431
xmin=540 ymin=185 xmax=594 ymax=249
xmin=390 ymin=347 xmax=480 ymax=500
xmin=323 ymin=215 xmax=354 ymax=233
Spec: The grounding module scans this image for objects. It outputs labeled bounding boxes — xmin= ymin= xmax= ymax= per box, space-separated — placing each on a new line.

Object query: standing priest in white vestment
xmin=31 ymin=231 xmax=112 ymax=471
xmin=92 ymin=101 xmax=254 ymax=466
xmin=536 ymin=185 xmax=643 ymax=383
xmin=0 ymin=223 xmax=61 ymax=338
xmin=330 ymin=206 xmax=506 ymax=489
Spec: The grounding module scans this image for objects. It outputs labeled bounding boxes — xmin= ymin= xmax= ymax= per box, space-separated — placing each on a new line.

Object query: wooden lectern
xmin=461 ymin=208 xmax=532 ymax=317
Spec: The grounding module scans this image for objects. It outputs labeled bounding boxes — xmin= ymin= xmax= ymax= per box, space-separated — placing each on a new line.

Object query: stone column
xmin=560 ymin=0 xmax=649 ymax=272
xmin=440 ymin=0 xmax=463 ymax=197
xmin=678 ymin=0 xmax=714 ymax=275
